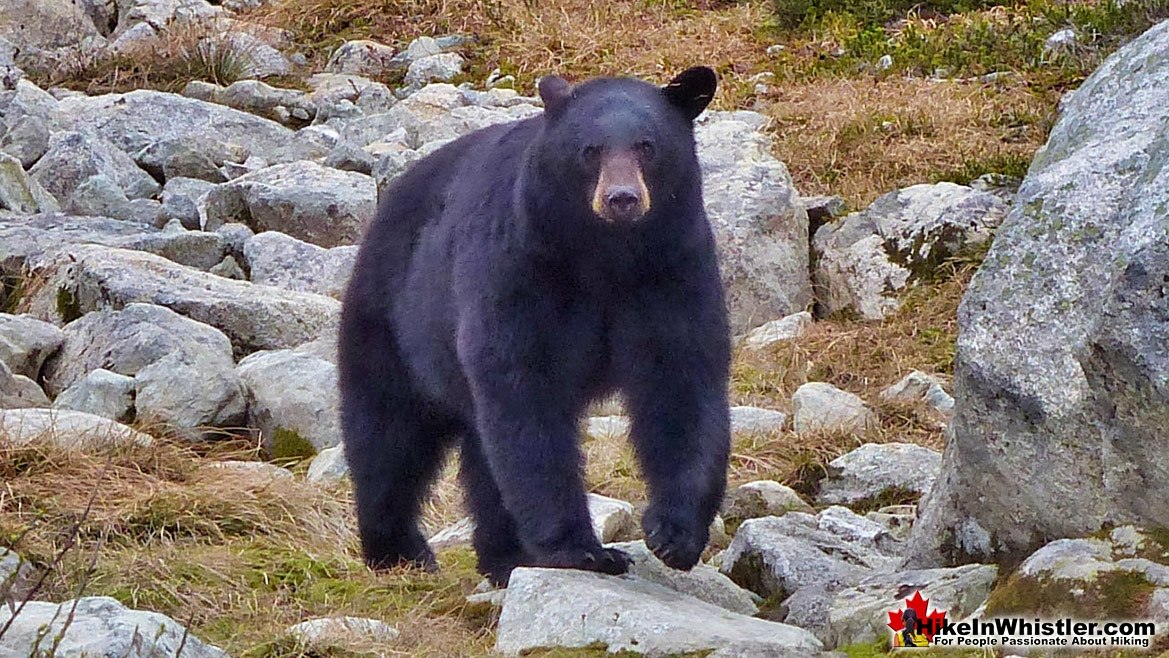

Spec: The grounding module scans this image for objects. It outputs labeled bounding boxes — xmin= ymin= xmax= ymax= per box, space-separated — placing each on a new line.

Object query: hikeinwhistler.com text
xmin=928 ymin=617 xmax=1158 ymax=648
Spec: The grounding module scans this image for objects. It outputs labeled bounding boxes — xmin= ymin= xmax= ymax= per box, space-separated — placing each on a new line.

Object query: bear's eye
xmin=635 ymin=140 xmax=656 ymax=160
xmin=581 ymin=145 xmax=603 ymax=163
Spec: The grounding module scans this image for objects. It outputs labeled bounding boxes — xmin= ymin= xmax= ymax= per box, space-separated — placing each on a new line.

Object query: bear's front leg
xmin=615 ymin=287 xmax=732 ymax=571
xmin=457 ymin=304 xmax=629 ymax=578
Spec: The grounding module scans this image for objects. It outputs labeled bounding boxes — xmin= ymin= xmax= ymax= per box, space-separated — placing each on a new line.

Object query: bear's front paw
xmin=643 ymin=507 xmax=708 ymax=571
xmin=535 ymin=545 xmax=631 ymax=576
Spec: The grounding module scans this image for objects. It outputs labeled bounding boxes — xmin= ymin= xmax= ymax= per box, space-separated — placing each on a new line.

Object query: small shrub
xmin=183 ymin=34 xmax=255 ymax=86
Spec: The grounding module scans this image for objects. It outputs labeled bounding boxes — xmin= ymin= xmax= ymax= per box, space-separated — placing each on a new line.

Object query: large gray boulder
xmin=0 ymin=152 xmax=58 ymax=214
xmin=0 ymin=408 xmax=153 ymax=448
xmin=791 ymin=382 xmax=875 ymax=434
xmin=244 ymin=230 xmax=358 ymax=298
xmin=236 ymin=346 xmax=340 ymax=453
xmin=697 ymin=112 xmax=811 ymax=333
xmin=30 ymin=131 xmax=160 ymax=204
xmin=0 ymin=79 xmax=59 ymax=127
xmin=324 ymin=40 xmax=399 ymax=77
xmin=812 ymin=183 xmax=1005 ymax=320
xmin=817 ymin=564 xmax=997 ymax=648
xmin=305 ymin=73 xmax=396 ymax=117
xmin=721 ymin=508 xmax=901 ymax=601
xmin=23 ymin=244 xmax=340 ymax=356
xmin=1 ymin=113 xmax=52 ymax=169
xmin=112 ymin=0 xmax=222 ymax=37
xmin=0 ymin=359 xmax=50 ymax=409
xmin=909 ymin=19 xmax=1169 ymax=568
xmin=494 ymin=568 xmax=823 ymax=656
xmin=373 ymin=83 xmax=541 ymax=150
xmin=0 ymin=596 xmax=228 ymax=658
xmin=52 ymin=368 xmax=136 ymax=421
xmin=160 ymin=176 xmax=216 ymax=229
xmin=0 ymin=313 xmax=63 ymax=379
xmin=53 ymin=90 xmax=326 ymax=170
xmin=43 ymin=303 xmax=245 ymax=433
xmin=0 ymin=0 xmax=102 ymax=50
xmin=204 ymin=161 xmax=376 ymax=247
xmin=816 ymin=443 xmax=942 ymax=507
xmin=0 ymin=212 xmax=227 ymax=273
xmin=723 ymin=480 xmax=813 ymax=523
xmin=982 ymin=527 xmax=1169 ymax=623
xmin=190 ymin=79 xmax=318 ymax=128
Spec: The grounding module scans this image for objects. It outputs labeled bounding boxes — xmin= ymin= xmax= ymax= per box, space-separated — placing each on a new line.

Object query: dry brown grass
xmin=0 ymin=436 xmax=495 ymax=657
xmin=717 ymin=258 xmax=976 ymax=493
xmin=732 ymin=260 xmax=972 ymax=409
xmin=760 ymin=75 xmax=1053 ymax=205
xmin=252 ymin=0 xmax=772 ymax=104
xmin=37 ymin=22 xmax=291 ymax=95
xmin=246 ymin=0 xmax=1056 ymax=205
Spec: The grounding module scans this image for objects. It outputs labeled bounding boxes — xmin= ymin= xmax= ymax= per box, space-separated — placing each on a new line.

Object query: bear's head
xmin=531 ymin=67 xmax=716 ymax=225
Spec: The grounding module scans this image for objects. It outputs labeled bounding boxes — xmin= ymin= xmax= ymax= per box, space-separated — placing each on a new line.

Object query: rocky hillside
xmin=2 ymin=0 xmax=1169 ymax=656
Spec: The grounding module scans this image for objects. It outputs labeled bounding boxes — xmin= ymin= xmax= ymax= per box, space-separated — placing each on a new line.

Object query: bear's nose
xmin=606 ymin=187 xmax=642 ymax=220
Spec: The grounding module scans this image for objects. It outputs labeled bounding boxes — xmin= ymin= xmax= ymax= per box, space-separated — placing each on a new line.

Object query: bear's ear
xmin=662 ymin=66 xmax=717 ymax=121
xmin=538 ymin=75 xmax=573 ymax=119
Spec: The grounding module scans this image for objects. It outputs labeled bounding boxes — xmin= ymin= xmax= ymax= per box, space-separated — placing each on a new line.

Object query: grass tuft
xmin=35 ymin=24 xmax=273 ymax=94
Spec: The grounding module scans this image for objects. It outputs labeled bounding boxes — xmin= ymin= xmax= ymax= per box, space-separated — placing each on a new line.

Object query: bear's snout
xmin=605 ymin=187 xmax=643 ymax=221
xmin=591 ymin=152 xmax=651 ymax=222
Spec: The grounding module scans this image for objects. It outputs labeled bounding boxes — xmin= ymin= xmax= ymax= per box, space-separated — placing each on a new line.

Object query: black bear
xmin=338 ymin=67 xmax=731 ymax=586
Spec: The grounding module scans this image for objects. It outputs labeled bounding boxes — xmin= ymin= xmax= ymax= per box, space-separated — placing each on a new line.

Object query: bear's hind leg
xmin=341 ymin=389 xmax=454 ymax=570
xmin=459 ymin=431 xmax=529 ymax=586
xmin=339 ymin=306 xmax=455 ymax=571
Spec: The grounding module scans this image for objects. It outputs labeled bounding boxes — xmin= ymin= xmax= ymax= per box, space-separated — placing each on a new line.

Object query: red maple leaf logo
xmin=887 ymin=591 xmax=947 ymax=641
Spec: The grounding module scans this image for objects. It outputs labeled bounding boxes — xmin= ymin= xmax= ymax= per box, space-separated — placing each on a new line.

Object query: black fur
xmin=338 ymin=68 xmax=731 ymax=586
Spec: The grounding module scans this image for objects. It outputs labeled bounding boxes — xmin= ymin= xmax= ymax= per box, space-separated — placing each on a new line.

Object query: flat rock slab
xmin=612 ymin=540 xmax=761 ymax=615
xmin=0 ymin=596 xmax=227 ymax=658
xmin=816 ymin=442 xmax=942 ymax=506
xmin=54 ymin=90 xmax=324 ymax=168
xmin=24 ymin=244 xmax=339 ymax=357
xmin=0 ymin=212 xmax=227 ymax=274
xmin=494 ymin=567 xmax=823 ymax=656
xmin=721 ymin=510 xmax=901 ymax=601
xmin=0 ymin=408 xmax=153 ymax=448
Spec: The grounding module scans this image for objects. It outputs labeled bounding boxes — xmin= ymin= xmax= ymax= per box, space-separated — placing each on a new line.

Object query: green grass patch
xmin=772 ymin=0 xmax=1169 ymax=90
xmin=268 ymin=427 xmax=318 ymax=462
xmin=931 ymin=152 xmax=1032 ymax=186
xmin=986 ymin=570 xmax=1156 ymax=619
